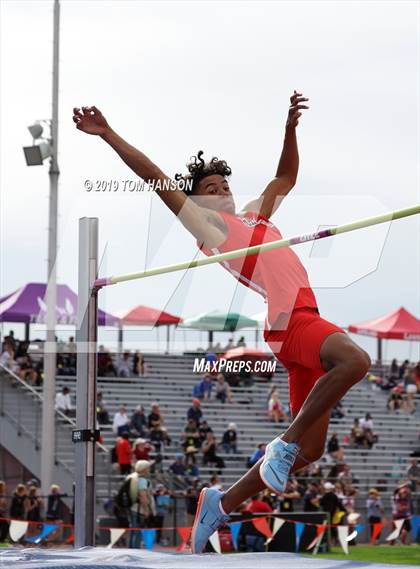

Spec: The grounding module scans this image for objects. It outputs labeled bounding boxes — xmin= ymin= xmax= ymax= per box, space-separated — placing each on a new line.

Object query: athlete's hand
xmin=72 ymin=106 xmax=110 ymax=136
xmin=286 ymin=90 xmax=309 ymax=127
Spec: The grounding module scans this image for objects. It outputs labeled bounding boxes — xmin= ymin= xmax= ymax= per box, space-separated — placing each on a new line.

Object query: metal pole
xmin=377 ymin=338 xmax=382 ymax=364
xmin=41 ymin=0 xmax=60 ymax=499
xmin=75 ymin=217 xmax=99 ymax=547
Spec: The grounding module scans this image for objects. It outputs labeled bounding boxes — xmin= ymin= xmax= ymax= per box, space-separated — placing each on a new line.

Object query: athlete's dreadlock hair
xmin=175 ymin=150 xmax=232 ymax=195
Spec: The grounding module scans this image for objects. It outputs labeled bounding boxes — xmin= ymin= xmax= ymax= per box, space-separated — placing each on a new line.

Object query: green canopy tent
xmin=179 ymin=309 xmax=258 ymax=349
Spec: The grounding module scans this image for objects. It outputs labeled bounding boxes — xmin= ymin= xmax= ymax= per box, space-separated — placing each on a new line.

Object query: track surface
xmin=0 ymin=548 xmax=410 ymax=568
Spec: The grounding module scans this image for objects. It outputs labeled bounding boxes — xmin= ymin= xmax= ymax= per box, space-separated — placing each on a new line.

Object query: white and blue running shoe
xmin=259 ymin=437 xmax=300 ymax=495
xmin=190 ymin=487 xmax=230 ymax=554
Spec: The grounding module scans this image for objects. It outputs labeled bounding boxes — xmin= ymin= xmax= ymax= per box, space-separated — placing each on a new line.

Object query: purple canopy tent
xmin=0 ymin=282 xmax=119 ymax=340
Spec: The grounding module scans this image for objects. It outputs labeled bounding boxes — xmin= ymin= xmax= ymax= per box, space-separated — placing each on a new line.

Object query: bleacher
xmin=39 ymin=352 xmax=419 ymax=512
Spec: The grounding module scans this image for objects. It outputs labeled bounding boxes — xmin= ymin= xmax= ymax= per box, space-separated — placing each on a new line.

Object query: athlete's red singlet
xmin=198 ymin=211 xmax=318 ymax=333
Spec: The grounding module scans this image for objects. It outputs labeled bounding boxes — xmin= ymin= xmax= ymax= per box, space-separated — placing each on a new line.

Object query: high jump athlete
xmin=73 ymin=92 xmax=371 ymax=553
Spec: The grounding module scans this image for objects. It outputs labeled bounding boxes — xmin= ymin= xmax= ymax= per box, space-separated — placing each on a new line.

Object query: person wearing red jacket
xmin=115 ymin=433 xmax=133 ymax=475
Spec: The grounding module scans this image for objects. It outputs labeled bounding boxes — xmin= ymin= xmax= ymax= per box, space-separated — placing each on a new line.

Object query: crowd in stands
xmin=2 ymin=335 xmax=420 ymax=548
xmin=367 ymin=358 xmax=420 ymax=415
xmin=0 ymin=480 xmax=68 ymax=542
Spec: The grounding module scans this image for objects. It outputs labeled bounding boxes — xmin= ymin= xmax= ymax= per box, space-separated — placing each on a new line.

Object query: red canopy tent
xmin=348 ymin=307 xmax=420 ymax=363
xmin=118 ymin=305 xmax=182 ymax=353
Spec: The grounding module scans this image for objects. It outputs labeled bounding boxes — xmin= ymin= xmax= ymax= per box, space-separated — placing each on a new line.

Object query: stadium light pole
xmin=41 ymin=0 xmax=60 ymax=501
xmin=23 ymin=0 xmax=60 ymax=498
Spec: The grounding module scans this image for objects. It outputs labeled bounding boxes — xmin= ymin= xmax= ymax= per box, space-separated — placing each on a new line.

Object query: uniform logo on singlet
xmin=240 ymin=215 xmax=273 ymax=229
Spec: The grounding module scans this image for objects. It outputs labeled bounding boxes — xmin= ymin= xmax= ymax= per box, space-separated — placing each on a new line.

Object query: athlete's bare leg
xmin=221 ymin=410 xmax=331 ymax=513
xmin=281 ymin=333 xmax=370 ymax=443
xmin=220 ymin=332 xmax=370 ymax=514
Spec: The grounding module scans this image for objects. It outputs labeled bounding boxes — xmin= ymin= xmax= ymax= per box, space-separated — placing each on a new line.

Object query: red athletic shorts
xmin=264 ymin=307 xmax=345 ymax=417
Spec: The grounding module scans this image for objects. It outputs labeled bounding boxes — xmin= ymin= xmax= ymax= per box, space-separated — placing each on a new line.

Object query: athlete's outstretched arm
xmin=72 ymin=106 xmax=224 ymax=245
xmin=240 ymin=91 xmax=309 ymax=219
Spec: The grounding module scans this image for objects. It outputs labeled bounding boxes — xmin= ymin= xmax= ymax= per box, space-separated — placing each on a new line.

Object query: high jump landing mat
xmin=0 ymin=548 xmax=412 ymax=569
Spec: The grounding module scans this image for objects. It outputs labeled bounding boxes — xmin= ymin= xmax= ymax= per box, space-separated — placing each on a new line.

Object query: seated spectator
xmin=133 ymin=351 xmax=144 ymax=376
xmin=399 ymin=359 xmax=410 ymax=379
xmin=303 ymin=482 xmax=320 ymax=512
xmin=96 ymin=392 xmax=110 ymax=424
xmin=205 ymin=352 xmax=218 ymax=374
xmin=116 ymin=351 xmax=132 ymax=378
xmin=414 ymin=361 xmax=420 ymax=391
xmin=221 ymin=422 xmax=238 ymax=454
xmin=407 ymin=458 xmax=420 ymax=492
xmin=247 ymin=443 xmax=266 ymax=468
xmin=224 ymin=338 xmax=235 ymax=351
xmin=215 ymin=373 xmax=232 ymax=404
xmin=327 ymin=433 xmax=345 ymax=461
xmin=130 ymin=405 xmax=147 ymax=437
xmin=148 ymin=402 xmax=163 ymax=430
xmin=350 ymin=418 xmax=367 ymax=448
xmin=213 ymin=342 xmax=223 ymax=354
xmin=330 ymin=400 xmax=345 ymax=419
xmin=183 ymin=418 xmax=201 ymax=450
xmin=133 ymin=438 xmax=153 ymax=461
xmin=187 ymin=399 xmax=203 ymax=425
xmin=268 ymin=388 xmax=288 ymax=423
xmin=18 ymin=354 xmax=38 ymax=385
xmin=148 ymin=403 xmax=171 ymax=449
xmin=3 ymin=331 xmax=16 ymax=351
xmin=55 ymin=386 xmax=74 ymax=416
xmin=202 ymin=432 xmax=225 ymax=469
xmin=359 ymin=412 xmax=374 ymax=431
xmin=236 ymin=336 xmax=246 ymax=348
xmin=193 ymin=373 xmax=213 ymax=400
xmin=97 ymin=345 xmax=117 ymax=377
xmin=115 ymin=433 xmax=133 ymax=475
xmin=0 ymin=342 xmax=19 ymax=373
xmin=112 ymin=404 xmax=130 ymax=436
xmin=63 ymin=336 xmax=77 ymax=371
xmin=185 ymin=446 xmax=200 ymax=478
xmin=198 ymin=420 xmax=213 ymax=444
xmin=390 ymin=358 xmax=399 ymax=376
xmin=364 ymin=428 xmax=378 ymax=449
xmin=169 ymin=453 xmax=187 ymax=478
xmin=387 ymin=387 xmax=404 ymax=412
xmin=266 ymin=383 xmax=277 ymax=403
xmin=403 ymin=368 xmax=417 ymax=414
xmin=337 ymin=464 xmax=357 ymax=491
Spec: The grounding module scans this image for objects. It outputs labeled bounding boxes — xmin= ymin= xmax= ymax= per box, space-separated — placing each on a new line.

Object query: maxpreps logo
xmin=193 ymin=358 xmax=276 ymax=374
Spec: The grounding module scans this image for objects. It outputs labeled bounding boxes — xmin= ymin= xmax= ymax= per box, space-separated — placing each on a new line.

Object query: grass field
xmin=304 ymin=545 xmax=420 ymax=565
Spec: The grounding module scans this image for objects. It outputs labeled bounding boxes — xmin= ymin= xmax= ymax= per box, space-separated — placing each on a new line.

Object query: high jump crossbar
xmin=94 ymin=204 xmax=420 ymax=288
xmin=74 ymin=203 xmax=419 ymax=547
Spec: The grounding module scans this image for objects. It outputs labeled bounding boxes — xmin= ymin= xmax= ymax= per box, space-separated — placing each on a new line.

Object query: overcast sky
xmin=1 ymin=1 xmax=419 ymax=359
